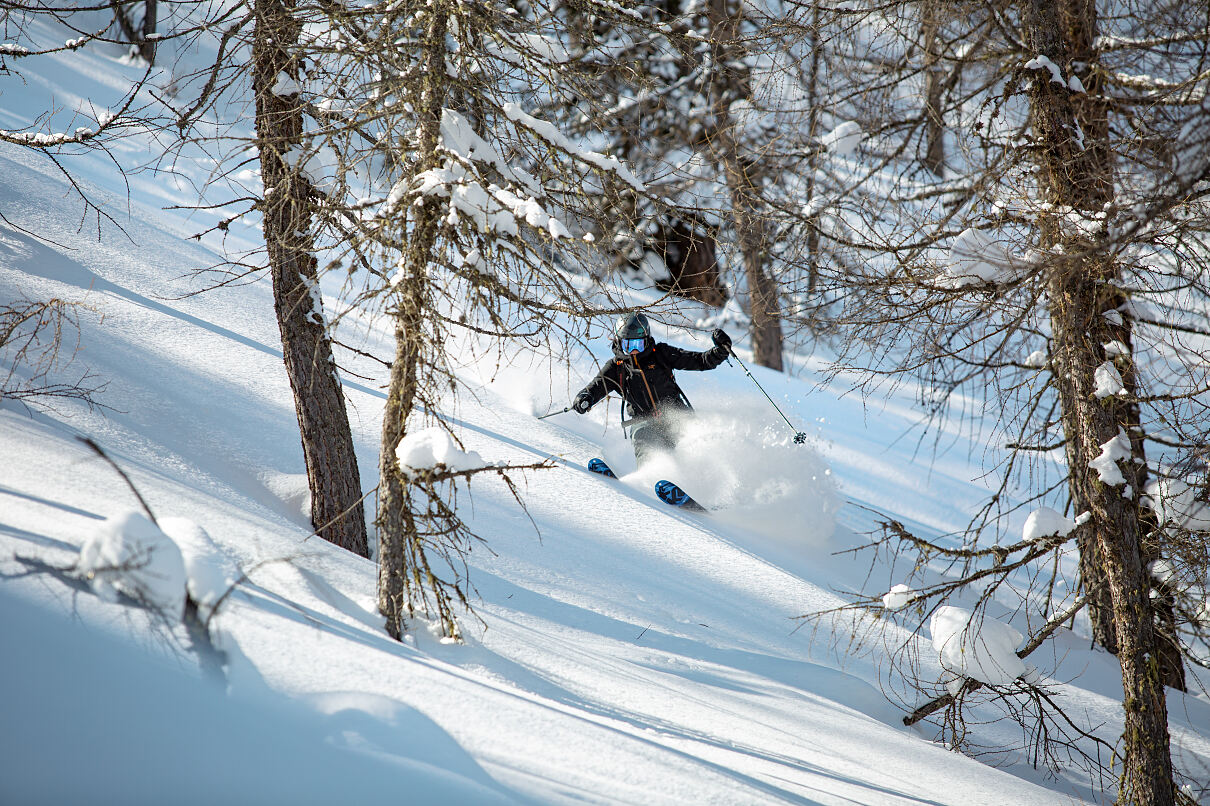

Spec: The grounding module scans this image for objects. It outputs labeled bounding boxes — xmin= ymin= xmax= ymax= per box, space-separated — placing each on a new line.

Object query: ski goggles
xmin=621 ymin=337 xmax=646 ymax=354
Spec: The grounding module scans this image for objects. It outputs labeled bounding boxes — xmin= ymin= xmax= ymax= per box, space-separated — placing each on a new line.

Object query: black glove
xmin=572 ymin=394 xmax=592 ymax=414
xmin=711 ymin=328 xmax=732 ymax=351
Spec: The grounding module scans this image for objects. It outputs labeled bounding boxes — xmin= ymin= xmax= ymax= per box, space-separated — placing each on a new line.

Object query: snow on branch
xmin=1 ymin=126 xmax=107 ymax=148
xmin=1097 ymin=32 xmax=1210 ymax=51
xmin=1089 ymin=428 xmax=1133 ymax=486
xmin=0 ymin=25 xmax=104 ymax=59
xmin=821 ymin=121 xmax=862 ymax=155
xmin=939 ymin=228 xmax=1030 ymax=287
xmin=1022 ymin=507 xmax=1091 ymax=542
xmin=1092 ymin=361 xmax=1126 ymax=398
xmin=1023 ymin=55 xmax=1085 ymax=93
xmin=402 ymin=160 xmax=570 ymax=242
xmin=397 ymin=428 xmax=490 ymax=476
xmin=500 ymin=103 xmax=645 ymax=191
xmin=0 ymin=69 xmax=144 ymax=151
xmin=385 ymin=109 xmax=578 ymax=242
xmin=881 ymin=583 xmax=916 ymax=610
xmin=1106 ymin=67 xmax=1210 ymax=102
xmin=439 ymin=108 xmax=540 ymax=195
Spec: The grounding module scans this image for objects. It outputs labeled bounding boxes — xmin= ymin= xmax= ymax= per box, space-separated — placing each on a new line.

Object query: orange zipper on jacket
xmin=632 ymin=354 xmax=659 ymax=416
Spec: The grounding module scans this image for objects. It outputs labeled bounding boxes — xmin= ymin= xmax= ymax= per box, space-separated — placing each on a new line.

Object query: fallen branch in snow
xmin=806 ymin=505 xmax=1123 ymax=781
xmin=40 ymin=440 xmax=233 ymax=684
xmin=6 ymin=549 xmax=228 ymax=688
xmin=78 ymin=437 xmax=158 ymax=525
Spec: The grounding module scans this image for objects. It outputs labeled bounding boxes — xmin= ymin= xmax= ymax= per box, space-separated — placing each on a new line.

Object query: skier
xmin=572 ymin=313 xmax=731 ymax=471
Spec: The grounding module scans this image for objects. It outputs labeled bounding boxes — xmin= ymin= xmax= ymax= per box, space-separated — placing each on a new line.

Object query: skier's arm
xmin=658 ymin=330 xmax=730 ymax=371
xmin=573 ymin=362 xmax=620 ymax=412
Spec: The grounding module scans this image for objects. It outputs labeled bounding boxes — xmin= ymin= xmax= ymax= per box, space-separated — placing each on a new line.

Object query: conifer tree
xmin=793 ymin=0 xmax=1210 ymax=795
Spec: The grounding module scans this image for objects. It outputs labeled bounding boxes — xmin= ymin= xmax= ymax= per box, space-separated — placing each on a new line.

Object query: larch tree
xmin=788 ymin=0 xmax=1210 ymax=800
xmin=248 ymin=0 xmax=369 ymax=557
xmin=703 ymin=0 xmax=784 ymax=370
xmin=0 ymin=0 xmax=373 ymax=558
xmin=259 ymin=0 xmax=656 ymax=639
xmin=559 ymin=0 xmax=866 ymax=368
xmin=113 ymin=0 xmax=374 ymax=558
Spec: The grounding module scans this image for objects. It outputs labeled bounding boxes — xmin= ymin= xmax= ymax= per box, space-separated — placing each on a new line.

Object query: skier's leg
xmin=632 ymin=422 xmax=676 ymax=467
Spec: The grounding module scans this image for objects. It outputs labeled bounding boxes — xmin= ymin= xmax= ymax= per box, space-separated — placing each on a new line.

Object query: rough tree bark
xmin=921 ymin=0 xmax=945 ymax=177
xmin=375 ymin=280 xmax=426 ymax=640
xmin=1025 ymin=0 xmax=1180 ymax=799
xmin=252 ymin=0 xmax=369 ymax=557
xmin=110 ymin=0 xmax=158 ymax=64
xmin=376 ymin=2 xmax=447 ymax=640
xmin=142 ymin=0 xmax=157 ymax=64
xmin=802 ymin=0 xmax=823 ymax=300
xmin=706 ymin=0 xmax=784 ymax=371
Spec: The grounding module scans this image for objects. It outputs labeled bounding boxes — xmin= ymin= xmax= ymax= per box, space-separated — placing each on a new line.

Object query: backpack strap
xmin=651 ymin=346 xmax=694 ymax=410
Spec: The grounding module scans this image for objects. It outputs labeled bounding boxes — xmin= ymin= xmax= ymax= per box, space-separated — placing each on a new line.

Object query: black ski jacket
xmin=576 ymin=341 xmax=728 ymax=420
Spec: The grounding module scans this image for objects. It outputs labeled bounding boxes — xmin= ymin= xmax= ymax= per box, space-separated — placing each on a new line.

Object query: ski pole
xmin=726 ymin=347 xmax=807 ymax=444
xmin=537 ymin=405 xmax=571 ymax=420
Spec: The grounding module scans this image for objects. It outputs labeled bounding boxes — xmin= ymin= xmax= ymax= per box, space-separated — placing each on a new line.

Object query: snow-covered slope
xmin=2 ymin=23 xmax=1209 ymax=806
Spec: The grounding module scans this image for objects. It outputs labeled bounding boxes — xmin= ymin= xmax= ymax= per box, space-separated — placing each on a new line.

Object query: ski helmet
xmin=614 ymin=312 xmax=653 ymax=354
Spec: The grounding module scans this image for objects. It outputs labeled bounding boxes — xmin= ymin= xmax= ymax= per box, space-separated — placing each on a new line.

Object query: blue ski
xmin=588 ymin=458 xmax=617 ymax=478
xmin=655 ymin=480 xmax=706 ymax=512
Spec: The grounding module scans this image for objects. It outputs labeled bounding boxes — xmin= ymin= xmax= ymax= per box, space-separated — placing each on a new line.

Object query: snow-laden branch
xmin=1096 ymin=32 xmax=1210 ymax=52
xmin=1106 ymin=66 xmax=1210 ymax=103
xmin=500 ymin=102 xmax=646 ymax=191
xmin=0 ymin=63 xmax=149 ymax=150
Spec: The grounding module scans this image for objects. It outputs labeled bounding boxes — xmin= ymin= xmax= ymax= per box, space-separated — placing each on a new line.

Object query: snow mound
xmin=929 ymin=605 xmax=1025 ymax=687
xmin=259 ymin=470 xmax=312 ymax=522
xmin=77 ymin=510 xmax=187 ymax=616
xmin=158 ymin=517 xmax=241 ymax=621
xmin=630 ymin=405 xmax=839 ymax=546
xmin=0 ymin=588 xmax=515 ymax=806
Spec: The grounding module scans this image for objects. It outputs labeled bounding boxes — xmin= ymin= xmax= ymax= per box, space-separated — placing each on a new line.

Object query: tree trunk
xmin=921 ymin=0 xmax=945 ymax=177
xmin=110 ymin=0 xmax=156 ymax=64
xmin=252 ymin=0 xmax=368 ymax=558
xmin=803 ymin=0 xmax=823 ymax=301
xmin=1025 ymin=0 xmax=1179 ymax=799
xmin=706 ymin=0 xmax=784 ymax=371
xmin=376 ymin=2 xmax=447 ymax=640
xmin=141 ymin=0 xmax=157 ymax=64
xmin=655 ymin=221 xmax=727 ymax=307
xmin=376 ymin=315 xmax=422 ymax=640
